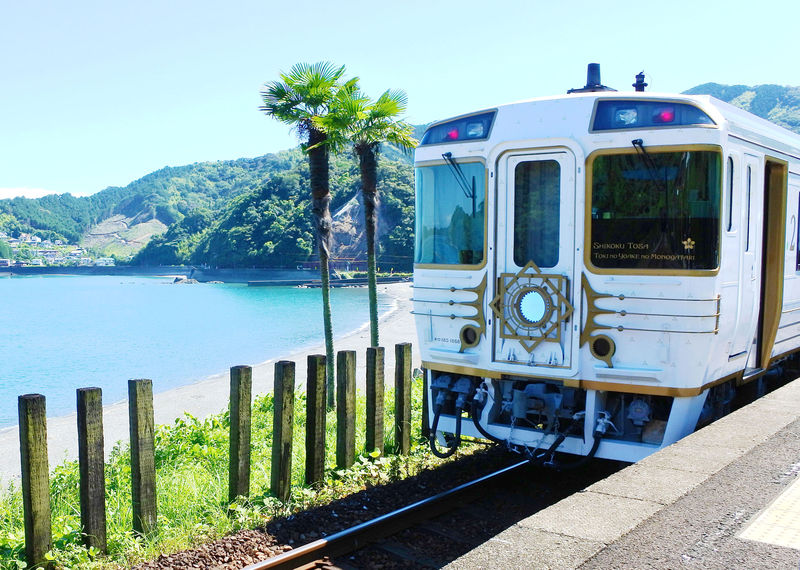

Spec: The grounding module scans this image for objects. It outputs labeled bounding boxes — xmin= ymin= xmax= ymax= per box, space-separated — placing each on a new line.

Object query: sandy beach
xmin=0 ymin=282 xmax=418 ymax=486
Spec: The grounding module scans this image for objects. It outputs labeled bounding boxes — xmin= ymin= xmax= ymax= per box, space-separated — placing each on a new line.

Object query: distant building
xmin=0 ymin=259 xmax=11 ymax=267
xmin=94 ymin=257 xmax=115 ymax=267
xmin=19 ymin=234 xmax=42 ymax=244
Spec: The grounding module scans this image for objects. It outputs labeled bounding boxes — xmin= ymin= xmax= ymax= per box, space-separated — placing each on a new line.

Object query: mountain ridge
xmin=2 ymin=85 xmax=798 ymax=269
xmin=683 ymin=82 xmax=800 ymax=133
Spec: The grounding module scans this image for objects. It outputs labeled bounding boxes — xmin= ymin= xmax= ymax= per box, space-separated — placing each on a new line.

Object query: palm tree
xmin=260 ymin=62 xmax=357 ymax=406
xmin=317 ymin=89 xmax=417 ymax=346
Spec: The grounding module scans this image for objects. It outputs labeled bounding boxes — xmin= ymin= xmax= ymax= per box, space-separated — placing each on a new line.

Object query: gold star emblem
xmin=682 ymin=237 xmax=695 ymax=250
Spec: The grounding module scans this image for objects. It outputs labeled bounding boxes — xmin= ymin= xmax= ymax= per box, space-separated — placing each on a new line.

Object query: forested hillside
xmin=0 ymin=154 xmax=299 ymax=245
xmin=135 ymin=148 xmax=415 ymax=269
xmin=684 ymin=83 xmax=800 ymax=133
xmin=0 ymin=145 xmax=415 ymax=268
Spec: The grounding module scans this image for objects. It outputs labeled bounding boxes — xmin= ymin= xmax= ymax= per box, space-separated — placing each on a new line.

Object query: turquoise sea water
xmin=0 ymin=275 xmax=391 ymax=428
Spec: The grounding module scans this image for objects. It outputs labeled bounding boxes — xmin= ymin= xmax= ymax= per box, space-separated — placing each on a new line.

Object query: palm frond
xmin=260 ymin=61 xmax=356 ymax=143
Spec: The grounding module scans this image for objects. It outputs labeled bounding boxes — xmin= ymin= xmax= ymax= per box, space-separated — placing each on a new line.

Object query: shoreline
xmin=0 ymin=282 xmax=418 ymax=486
xmin=3 ymin=265 xmax=411 ymax=285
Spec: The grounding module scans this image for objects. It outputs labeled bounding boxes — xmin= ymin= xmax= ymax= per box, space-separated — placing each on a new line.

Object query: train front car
xmin=414 ymin=70 xmax=800 ymax=464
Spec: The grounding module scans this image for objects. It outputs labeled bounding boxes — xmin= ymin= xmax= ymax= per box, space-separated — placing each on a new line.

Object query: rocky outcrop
xmin=330 ymin=193 xmax=389 ymax=260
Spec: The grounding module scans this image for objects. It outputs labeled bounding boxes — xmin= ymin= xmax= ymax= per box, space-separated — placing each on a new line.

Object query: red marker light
xmin=447 ymin=128 xmax=459 ymax=140
xmin=656 ymin=109 xmax=675 ymax=123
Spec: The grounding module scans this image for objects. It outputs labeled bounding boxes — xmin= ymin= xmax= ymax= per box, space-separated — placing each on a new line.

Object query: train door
xmin=756 ymin=159 xmax=788 ymax=369
xmin=734 ymin=156 xmax=762 ymax=362
xmin=742 ymin=156 xmax=789 ymax=372
xmin=491 ymin=150 xmax=577 ymax=372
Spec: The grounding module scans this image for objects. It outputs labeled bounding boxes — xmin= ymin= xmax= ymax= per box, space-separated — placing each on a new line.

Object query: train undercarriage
xmin=426 ymin=358 xmax=796 ymax=465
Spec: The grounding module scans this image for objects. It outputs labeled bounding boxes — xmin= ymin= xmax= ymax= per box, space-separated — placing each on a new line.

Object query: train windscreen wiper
xmin=632 ymin=138 xmax=669 ymax=219
xmin=631 ymin=138 xmax=660 ymax=181
xmin=442 ymin=152 xmax=477 ymax=217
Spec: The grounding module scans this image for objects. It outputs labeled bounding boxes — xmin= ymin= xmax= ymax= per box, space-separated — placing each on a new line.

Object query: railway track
xmin=244 ymin=455 xmax=621 ymax=569
xmin=241 ymin=372 xmax=796 ymax=569
xmin=133 ymin=373 xmax=795 ymax=569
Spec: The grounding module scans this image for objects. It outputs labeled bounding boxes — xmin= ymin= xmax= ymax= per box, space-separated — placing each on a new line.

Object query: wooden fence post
xmin=394 ymin=343 xmax=412 ymax=455
xmin=305 ymin=355 xmax=326 ymax=485
xmin=18 ymin=394 xmax=52 ymax=569
xmin=366 ymin=347 xmax=385 ymax=454
xmin=77 ymin=387 xmax=107 ymax=553
xmin=336 ymin=350 xmax=356 ymax=469
xmin=228 ymin=366 xmax=252 ymax=503
xmin=128 ymin=379 xmax=157 ymax=536
xmin=271 ymin=361 xmax=294 ymax=502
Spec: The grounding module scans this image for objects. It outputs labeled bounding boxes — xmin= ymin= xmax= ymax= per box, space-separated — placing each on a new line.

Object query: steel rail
xmin=243 ymin=458 xmax=531 ymax=570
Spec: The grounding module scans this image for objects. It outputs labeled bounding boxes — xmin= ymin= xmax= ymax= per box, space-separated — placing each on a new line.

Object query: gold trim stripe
xmin=422 ymin=361 xmax=742 ymax=397
xmin=421 ymin=361 xmax=502 ymax=379
xmin=576 ymin=375 xmax=736 ymax=397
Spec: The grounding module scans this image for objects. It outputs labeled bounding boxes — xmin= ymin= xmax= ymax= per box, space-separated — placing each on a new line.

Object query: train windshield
xmin=415 ymin=161 xmax=485 ymax=265
xmin=590 ymin=149 xmax=721 ymax=271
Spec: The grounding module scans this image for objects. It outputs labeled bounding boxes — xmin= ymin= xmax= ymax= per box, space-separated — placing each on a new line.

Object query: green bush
xmin=0 ymin=374 xmax=455 ymax=569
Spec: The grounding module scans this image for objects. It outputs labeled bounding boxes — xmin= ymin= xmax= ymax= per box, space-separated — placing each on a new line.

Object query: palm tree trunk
xmin=308 ymin=128 xmax=336 ymax=407
xmin=358 ymin=145 xmax=379 ymax=347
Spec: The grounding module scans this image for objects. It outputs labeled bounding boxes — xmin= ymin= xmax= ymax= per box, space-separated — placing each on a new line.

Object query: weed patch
xmin=0 ymin=375 xmax=469 ymax=569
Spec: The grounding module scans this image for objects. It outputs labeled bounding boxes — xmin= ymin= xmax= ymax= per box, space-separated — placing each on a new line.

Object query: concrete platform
xmin=447 ymin=379 xmax=800 ymax=569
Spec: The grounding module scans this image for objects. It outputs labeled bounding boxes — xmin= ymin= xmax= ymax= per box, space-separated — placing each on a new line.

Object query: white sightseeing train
xmin=414 ymin=65 xmax=800 ymax=463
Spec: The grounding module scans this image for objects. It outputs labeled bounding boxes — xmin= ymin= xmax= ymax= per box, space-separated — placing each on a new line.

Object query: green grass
xmin=0 ymin=376 xmax=462 ymax=569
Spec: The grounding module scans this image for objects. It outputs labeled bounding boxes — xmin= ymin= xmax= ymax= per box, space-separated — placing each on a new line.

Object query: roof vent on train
xmin=567 ymin=63 xmax=617 ymax=94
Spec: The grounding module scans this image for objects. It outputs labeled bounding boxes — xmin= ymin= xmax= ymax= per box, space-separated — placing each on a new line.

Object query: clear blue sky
xmin=2 ymin=0 xmax=798 ymax=198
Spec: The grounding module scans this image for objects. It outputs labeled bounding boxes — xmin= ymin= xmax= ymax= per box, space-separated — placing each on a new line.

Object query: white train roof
xmin=417 ymin=91 xmax=800 ymax=163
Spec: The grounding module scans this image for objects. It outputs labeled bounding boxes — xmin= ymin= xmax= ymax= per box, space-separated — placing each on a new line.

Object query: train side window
xmin=745 ymin=166 xmax=752 ymax=252
xmin=726 ymin=156 xmax=734 ymax=232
